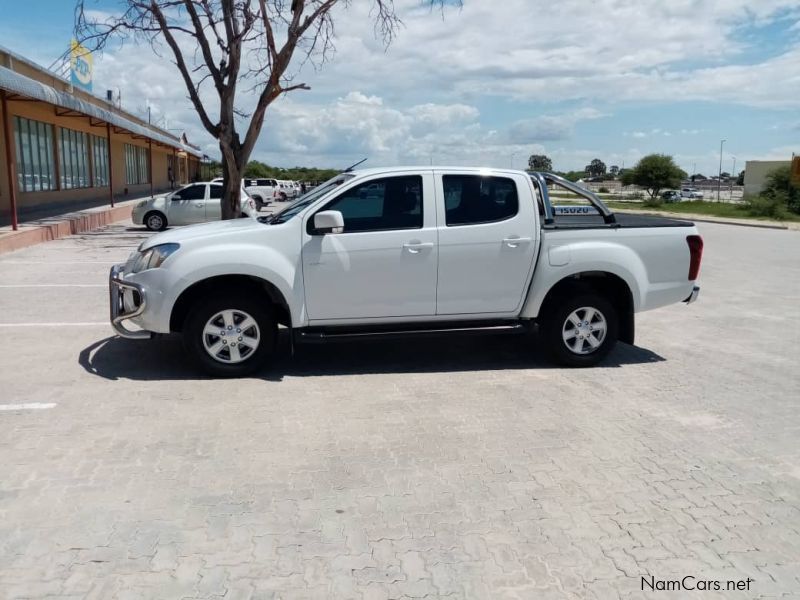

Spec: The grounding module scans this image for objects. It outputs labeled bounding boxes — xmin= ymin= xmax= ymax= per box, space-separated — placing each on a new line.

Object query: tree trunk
xmin=220 ymin=145 xmax=243 ymax=220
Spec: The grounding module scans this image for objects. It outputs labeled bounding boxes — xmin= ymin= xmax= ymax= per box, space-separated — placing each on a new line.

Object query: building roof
xmin=0 ymin=51 xmax=202 ymax=158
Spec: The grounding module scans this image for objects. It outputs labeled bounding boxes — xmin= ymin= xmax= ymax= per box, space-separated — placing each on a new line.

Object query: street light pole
xmin=717 ymin=139 xmax=726 ymax=202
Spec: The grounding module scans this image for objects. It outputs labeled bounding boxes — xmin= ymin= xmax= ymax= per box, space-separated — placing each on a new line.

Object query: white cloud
xmin=81 ymin=0 xmax=800 ymax=168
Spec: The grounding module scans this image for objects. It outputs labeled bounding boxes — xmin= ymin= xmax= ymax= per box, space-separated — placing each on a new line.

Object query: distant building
xmin=743 ymin=160 xmax=791 ymax=198
xmin=0 ymin=45 xmax=203 ymax=227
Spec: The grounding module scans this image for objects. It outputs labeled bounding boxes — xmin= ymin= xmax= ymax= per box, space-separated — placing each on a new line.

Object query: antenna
xmin=343 ymin=158 xmax=368 ymax=172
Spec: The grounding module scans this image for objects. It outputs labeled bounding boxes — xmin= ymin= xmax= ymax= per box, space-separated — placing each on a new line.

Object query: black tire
xmin=182 ymin=292 xmax=276 ymax=377
xmin=144 ymin=211 xmax=168 ymax=231
xmin=541 ymin=292 xmax=618 ymax=367
xmin=280 ymin=192 xmax=288 ymax=202
xmin=251 ymin=196 xmax=264 ymax=210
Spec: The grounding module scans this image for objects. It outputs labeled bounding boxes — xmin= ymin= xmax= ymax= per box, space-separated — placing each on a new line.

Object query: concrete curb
xmin=0 ymin=201 xmax=136 ymax=255
xmin=615 ymin=209 xmax=797 ymax=231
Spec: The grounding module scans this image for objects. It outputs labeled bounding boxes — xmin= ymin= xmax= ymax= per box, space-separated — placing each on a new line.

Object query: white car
xmin=681 ymin=187 xmax=704 ymax=199
xmin=111 ymin=167 xmax=702 ymax=376
xmin=132 ymin=182 xmax=258 ymax=231
xmin=243 ymin=178 xmax=278 ymax=210
xmin=276 ymin=180 xmax=297 ymax=201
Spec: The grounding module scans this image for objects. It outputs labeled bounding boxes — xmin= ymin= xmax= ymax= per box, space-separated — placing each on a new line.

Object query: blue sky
xmin=2 ymin=0 xmax=799 ymax=174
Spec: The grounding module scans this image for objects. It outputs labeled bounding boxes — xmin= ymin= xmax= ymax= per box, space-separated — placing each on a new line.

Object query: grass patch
xmin=605 ymin=200 xmax=800 ymax=222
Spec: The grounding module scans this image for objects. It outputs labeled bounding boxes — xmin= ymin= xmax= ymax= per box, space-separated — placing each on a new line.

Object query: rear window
xmin=443 ymin=175 xmax=518 ymax=226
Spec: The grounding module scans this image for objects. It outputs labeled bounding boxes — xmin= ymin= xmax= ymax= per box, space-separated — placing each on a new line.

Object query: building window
xmin=13 ymin=116 xmax=56 ymax=192
xmin=59 ymin=127 xmax=90 ymax=189
xmin=124 ymin=143 xmax=149 ymax=185
xmin=92 ymin=135 xmax=109 ymax=187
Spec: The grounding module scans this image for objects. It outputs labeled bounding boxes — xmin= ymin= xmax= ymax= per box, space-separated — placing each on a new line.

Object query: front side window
xmin=173 ymin=184 xmax=205 ymax=201
xmin=317 ymin=175 xmax=423 ymax=233
xmin=444 ymin=175 xmax=518 ymax=226
xmin=13 ymin=116 xmax=56 ymax=192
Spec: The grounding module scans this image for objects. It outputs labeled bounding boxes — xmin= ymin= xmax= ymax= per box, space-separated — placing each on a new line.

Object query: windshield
xmin=264 ymin=173 xmax=355 ymax=224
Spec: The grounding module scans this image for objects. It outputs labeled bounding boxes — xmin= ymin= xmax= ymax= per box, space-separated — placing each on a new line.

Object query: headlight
xmin=130 ymin=243 xmax=180 ymax=273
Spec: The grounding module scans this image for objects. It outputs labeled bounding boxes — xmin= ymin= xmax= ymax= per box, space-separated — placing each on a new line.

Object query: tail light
xmin=686 ymin=235 xmax=703 ymax=280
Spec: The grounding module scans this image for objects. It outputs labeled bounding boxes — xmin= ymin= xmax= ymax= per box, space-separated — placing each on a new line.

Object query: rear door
xmin=435 ymin=172 xmax=538 ymax=315
xmin=302 ymin=173 xmax=438 ymax=321
xmin=169 ymin=183 xmax=207 ymax=224
xmin=206 ymin=183 xmax=223 ymax=221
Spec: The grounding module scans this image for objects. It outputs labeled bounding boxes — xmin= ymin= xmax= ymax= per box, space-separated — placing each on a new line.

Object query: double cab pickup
xmin=110 ymin=168 xmax=702 ymax=376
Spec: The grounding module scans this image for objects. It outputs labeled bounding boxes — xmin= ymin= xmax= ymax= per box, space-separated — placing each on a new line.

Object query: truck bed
xmin=546 ymin=212 xmax=694 ymax=230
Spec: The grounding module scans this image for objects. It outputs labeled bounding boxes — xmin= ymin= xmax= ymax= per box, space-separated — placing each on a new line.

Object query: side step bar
xmin=296 ymin=322 xmax=531 ymax=343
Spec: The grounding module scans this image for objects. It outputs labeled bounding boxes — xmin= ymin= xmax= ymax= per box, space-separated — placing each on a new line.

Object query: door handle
xmin=403 ymin=242 xmax=434 ymax=254
xmin=503 ymin=236 xmax=531 ymax=248
xmin=196 ymin=203 xmax=205 ymax=208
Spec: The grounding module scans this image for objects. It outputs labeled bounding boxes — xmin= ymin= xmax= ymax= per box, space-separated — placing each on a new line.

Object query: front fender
xmin=132 ymin=242 xmax=304 ymax=333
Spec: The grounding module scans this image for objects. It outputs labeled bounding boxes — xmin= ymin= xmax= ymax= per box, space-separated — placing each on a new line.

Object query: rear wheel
xmin=251 ymin=195 xmax=264 ymax=210
xmin=542 ymin=293 xmax=618 ymax=367
xmin=183 ymin=293 xmax=276 ymax=377
xmin=144 ymin=211 xmax=167 ymax=231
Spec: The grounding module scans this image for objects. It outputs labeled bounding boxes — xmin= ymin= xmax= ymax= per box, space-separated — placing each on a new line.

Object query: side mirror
xmin=314 ymin=210 xmax=344 ymax=234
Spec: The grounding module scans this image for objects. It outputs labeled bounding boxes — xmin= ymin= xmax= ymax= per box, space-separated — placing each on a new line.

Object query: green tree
xmin=528 ymin=154 xmax=553 ymax=172
xmin=620 ymin=154 xmax=686 ymax=199
xmin=762 ymin=165 xmax=800 ymax=214
xmin=585 ymin=158 xmax=607 ymax=178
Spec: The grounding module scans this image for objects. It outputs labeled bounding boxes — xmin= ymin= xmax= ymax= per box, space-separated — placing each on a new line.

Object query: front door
xmin=435 ymin=172 xmax=537 ymax=314
xmin=302 ymin=173 xmax=438 ymax=321
xmin=169 ymin=183 xmax=207 ymax=225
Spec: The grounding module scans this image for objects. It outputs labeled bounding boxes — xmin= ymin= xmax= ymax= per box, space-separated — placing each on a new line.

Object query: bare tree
xmin=75 ymin=0 xmax=452 ymax=219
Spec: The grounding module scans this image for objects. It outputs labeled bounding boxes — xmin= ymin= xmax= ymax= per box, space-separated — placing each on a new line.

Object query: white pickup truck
xmin=110 ymin=168 xmax=702 ymax=376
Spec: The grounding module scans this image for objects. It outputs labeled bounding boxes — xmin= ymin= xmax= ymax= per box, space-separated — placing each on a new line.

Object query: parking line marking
xmin=0 ymin=403 xmax=57 ymax=411
xmin=0 ymin=322 xmax=107 ymax=327
xmin=0 ymin=284 xmax=106 ymax=288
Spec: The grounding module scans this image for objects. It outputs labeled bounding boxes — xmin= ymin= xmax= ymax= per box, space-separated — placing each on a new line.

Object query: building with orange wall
xmin=0 ymin=45 xmax=205 ymax=228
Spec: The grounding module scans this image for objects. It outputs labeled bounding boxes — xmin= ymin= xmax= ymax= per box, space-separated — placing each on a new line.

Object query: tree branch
xmin=149 ymin=1 xmax=219 ymax=136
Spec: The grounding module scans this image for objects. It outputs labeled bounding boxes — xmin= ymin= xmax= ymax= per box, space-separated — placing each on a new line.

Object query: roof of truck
xmin=348 ymin=166 xmax=530 ymax=177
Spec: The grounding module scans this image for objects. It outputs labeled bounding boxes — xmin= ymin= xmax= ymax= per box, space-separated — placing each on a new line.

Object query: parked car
xmin=111 ymin=167 xmax=702 ymax=376
xmin=132 ymin=182 xmax=258 ymax=231
xmin=243 ymin=178 xmax=278 ymax=210
xmin=661 ymin=190 xmax=682 ymax=203
xmin=276 ymin=180 xmax=297 ymax=201
xmin=681 ymin=187 xmax=704 ymax=199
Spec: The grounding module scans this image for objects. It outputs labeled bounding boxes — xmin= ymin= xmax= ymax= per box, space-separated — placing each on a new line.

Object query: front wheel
xmin=144 ymin=211 xmax=168 ymax=231
xmin=182 ymin=293 xmax=276 ymax=377
xmin=541 ymin=293 xmax=618 ymax=367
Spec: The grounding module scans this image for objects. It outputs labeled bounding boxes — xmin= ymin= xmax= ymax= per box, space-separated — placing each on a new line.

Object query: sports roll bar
xmin=529 ymin=172 xmax=616 ymax=225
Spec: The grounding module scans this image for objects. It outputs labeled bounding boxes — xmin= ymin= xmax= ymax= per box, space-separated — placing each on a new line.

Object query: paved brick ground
xmin=0 ymin=219 xmax=798 ymax=599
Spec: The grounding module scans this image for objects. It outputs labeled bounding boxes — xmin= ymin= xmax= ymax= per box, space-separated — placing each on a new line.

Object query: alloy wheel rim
xmin=202 ymin=309 xmax=260 ymax=364
xmin=148 ymin=215 xmax=163 ymax=229
xmin=562 ymin=306 xmax=607 ymax=355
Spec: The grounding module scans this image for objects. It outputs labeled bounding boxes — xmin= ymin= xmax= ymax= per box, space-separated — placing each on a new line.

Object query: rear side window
xmin=316 ymin=175 xmax=423 ymax=233
xmin=208 ymin=184 xmax=223 ymax=199
xmin=443 ymin=175 xmax=518 ymax=226
xmin=257 ymin=179 xmax=274 ymax=186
